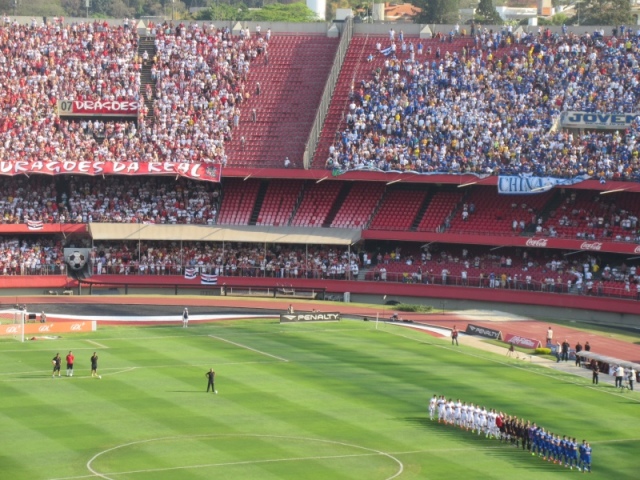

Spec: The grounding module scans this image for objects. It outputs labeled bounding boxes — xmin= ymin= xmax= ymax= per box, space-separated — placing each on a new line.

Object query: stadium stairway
xmin=225 ymin=36 xmax=339 ymax=168
xmin=138 ymin=36 xmax=157 ymax=121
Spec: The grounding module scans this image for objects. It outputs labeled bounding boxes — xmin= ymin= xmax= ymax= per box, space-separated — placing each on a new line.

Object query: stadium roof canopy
xmin=88 ymin=224 xmax=361 ymax=246
xmin=578 ymin=351 xmax=640 ymax=370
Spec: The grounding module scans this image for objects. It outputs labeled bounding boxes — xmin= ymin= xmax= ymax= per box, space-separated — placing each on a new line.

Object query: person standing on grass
xmin=182 ymin=308 xmax=189 ymax=328
xmin=627 ymin=367 xmax=636 ymax=391
xmin=91 ymin=352 xmax=100 ymax=378
xmin=52 ymin=353 xmax=61 ymax=377
xmin=615 ymin=365 xmax=625 ymax=388
xmin=206 ymin=368 xmax=217 ymax=394
xmin=451 ymin=326 xmax=459 ymax=346
xmin=66 ymin=351 xmax=75 ymax=377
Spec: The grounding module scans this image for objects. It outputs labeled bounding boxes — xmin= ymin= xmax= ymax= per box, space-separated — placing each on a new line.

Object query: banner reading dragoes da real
xmin=0 ymin=161 xmax=221 ymax=183
xmin=0 ymin=321 xmax=97 ymax=336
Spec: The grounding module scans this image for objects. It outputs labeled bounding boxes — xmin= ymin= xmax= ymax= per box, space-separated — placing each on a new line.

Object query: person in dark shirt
xmin=52 ymin=353 xmax=61 ymax=378
xmin=205 ymin=368 xmax=217 ymax=394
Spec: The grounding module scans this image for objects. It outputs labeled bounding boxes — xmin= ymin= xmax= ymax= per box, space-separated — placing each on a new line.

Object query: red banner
xmin=0 ymin=161 xmax=221 ymax=183
xmin=58 ymin=100 xmax=139 ymax=117
xmin=504 ymin=333 xmax=541 ymax=349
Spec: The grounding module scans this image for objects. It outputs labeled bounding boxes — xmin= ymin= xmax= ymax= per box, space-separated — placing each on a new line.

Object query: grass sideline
xmin=0 ymin=318 xmax=638 ymax=479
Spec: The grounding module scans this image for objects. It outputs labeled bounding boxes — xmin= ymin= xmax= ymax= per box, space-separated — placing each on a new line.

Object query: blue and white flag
xmin=184 ymin=267 xmax=197 ymax=280
xmin=381 ymin=46 xmax=393 ymax=56
xmin=497 ymin=174 xmax=591 ymax=194
xmin=201 ymin=273 xmax=218 ymax=285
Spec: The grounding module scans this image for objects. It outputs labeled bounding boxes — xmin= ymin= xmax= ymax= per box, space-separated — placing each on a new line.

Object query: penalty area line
xmin=86 ymin=340 xmax=109 ymax=349
xmin=208 ymin=334 xmax=288 ymax=362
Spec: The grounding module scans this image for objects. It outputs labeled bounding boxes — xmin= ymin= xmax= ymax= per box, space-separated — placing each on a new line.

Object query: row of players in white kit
xmin=429 ymin=395 xmax=498 ymax=436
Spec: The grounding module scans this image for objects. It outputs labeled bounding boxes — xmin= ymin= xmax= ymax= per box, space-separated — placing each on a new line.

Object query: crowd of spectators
xmin=0 ymin=236 xmax=65 ymax=275
xmin=0 ymin=18 xmax=264 ymax=166
xmin=0 ymin=176 xmax=220 ymax=225
xmin=326 ymin=27 xmax=640 ymax=181
xmin=2 ymin=233 xmax=637 ymax=299
xmin=90 ymin=241 xmax=361 ymax=278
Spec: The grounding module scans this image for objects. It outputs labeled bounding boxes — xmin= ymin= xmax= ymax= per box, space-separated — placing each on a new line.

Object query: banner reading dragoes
xmin=0 ymin=161 xmax=221 ymax=183
xmin=0 ymin=321 xmax=97 ymax=336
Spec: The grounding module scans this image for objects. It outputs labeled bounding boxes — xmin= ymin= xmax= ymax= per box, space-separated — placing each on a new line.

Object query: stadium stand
xmin=0 ymin=18 xmax=638 ymax=311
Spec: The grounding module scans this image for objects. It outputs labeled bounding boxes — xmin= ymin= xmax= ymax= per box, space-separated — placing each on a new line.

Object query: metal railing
xmin=302 ymin=16 xmax=353 ymax=169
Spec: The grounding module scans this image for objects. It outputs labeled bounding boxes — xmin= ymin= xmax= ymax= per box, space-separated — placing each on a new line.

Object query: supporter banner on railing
xmin=559 ymin=111 xmax=637 ymax=130
xmin=498 ymin=174 xmax=590 ymax=194
xmin=465 ymin=324 xmax=502 ymax=340
xmin=504 ymin=333 xmax=541 ymax=349
xmin=0 ymin=161 xmax=221 ymax=182
xmin=280 ymin=312 xmax=341 ymax=323
xmin=58 ymin=100 xmax=139 ymax=117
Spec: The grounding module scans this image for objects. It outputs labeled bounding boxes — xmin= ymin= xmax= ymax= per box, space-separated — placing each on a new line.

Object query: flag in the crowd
xmin=201 ymin=273 xmax=218 ymax=285
xmin=184 ymin=267 xmax=197 ymax=280
xmin=27 ymin=219 xmax=43 ymax=230
xmin=381 ymin=46 xmax=393 ymax=56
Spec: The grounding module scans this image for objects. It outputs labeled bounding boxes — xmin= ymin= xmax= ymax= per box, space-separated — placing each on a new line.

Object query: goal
xmin=0 ymin=308 xmax=27 ymax=342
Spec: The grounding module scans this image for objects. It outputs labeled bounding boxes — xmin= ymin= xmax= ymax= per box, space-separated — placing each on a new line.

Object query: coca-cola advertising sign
xmin=58 ymin=100 xmax=139 ymax=117
xmin=526 ymin=238 xmax=549 ymax=248
xmin=504 ymin=333 xmax=541 ymax=349
xmin=0 ymin=161 xmax=221 ymax=183
xmin=580 ymin=242 xmax=603 ymax=251
xmin=635 ymin=246 xmax=640 ymax=254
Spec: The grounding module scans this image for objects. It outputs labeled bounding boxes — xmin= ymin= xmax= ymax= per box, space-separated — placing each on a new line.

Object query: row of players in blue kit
xmin=531 ymin=430 xmax=593 ymax=473
xmin=430 ymin=395 xmax=592 ymax=472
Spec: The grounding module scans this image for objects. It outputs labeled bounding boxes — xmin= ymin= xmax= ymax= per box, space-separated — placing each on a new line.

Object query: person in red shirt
xmin=66 ymin=351 xmax=75 ymax=377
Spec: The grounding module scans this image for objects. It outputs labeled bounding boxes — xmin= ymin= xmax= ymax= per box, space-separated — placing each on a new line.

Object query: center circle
xmin=86 ymin=434 xmax=404 ymax=480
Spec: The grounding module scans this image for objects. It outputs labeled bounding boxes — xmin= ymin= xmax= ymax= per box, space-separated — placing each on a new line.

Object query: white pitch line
xmin=83 ymin=434 xmax=402 ymax=480
xmin=86 ymin=340 xmax=109 ymax=349
xmin=208 ymin=334 xmax=288 ymax=362
xmin=382 ymin=328 xmax=640 ymax=404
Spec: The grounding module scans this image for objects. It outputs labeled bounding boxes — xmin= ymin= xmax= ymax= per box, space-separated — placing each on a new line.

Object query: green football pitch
xmin=0 ymin=318 xmax=638 ymax=479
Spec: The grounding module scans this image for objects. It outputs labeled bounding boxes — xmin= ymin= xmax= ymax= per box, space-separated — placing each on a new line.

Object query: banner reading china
xmin=0 ymin=161 xmax=221 ymax=183
xmin=0 ymin=321 xmax=97 ymax=336
xmin=58 ymin=100 xmax=139 ymax=117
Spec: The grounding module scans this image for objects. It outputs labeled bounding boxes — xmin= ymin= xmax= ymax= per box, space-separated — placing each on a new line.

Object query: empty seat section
xmin=217 ymin=179 xmax=260 ymax=225
xmin=225 ymin=36 xmax=339 ymax=168
xmin=448 ymin=188 xmax=553 ymax=235
xmin=330 ymin=183 xmax=384 ymax=228
xmin=256 ymin=180 xmax=303 ymax=226
xmin=291 ymin=181 xmax=342 ymax=227
xmin=368 ymin=189 xmax=427 ymax=230
xmin=416 ymin=191 xmax=464 ymax=232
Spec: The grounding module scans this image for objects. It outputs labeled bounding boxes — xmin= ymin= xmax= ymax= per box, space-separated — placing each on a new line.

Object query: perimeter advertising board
xmin=280 ymin=312 xmax=341 ymax=323
xmin=0 ymin=321 xmax=97 ymax=336
xmin=465 ymin=324 xmax=502 ymax=340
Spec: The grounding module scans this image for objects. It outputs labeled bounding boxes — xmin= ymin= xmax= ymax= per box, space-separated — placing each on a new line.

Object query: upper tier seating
xmin=313 ymin=29 xmax=640 ymax=182
xmin=224 ymin=35 xmax=339 ymax=168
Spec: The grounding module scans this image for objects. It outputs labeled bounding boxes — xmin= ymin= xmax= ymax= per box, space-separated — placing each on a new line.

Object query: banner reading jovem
xmin=280 ymin=312 xmax=341 ymax=323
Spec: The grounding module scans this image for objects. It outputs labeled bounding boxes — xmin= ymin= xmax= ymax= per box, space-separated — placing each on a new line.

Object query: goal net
xmin=0 ymin=308 xmax=26 ymax=342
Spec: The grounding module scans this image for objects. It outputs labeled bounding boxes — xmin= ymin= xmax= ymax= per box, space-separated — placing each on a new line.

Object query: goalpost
xmin=0 ymin=308 xmax=27 ymax=343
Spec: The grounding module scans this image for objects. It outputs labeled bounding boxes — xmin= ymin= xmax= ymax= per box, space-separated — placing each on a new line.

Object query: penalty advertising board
xmin=280 ymin=312 xmax=341 ymax=323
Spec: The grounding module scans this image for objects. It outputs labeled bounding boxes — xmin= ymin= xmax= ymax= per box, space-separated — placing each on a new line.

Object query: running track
xmin=7 ymin=295 xmax=640 ymax=364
